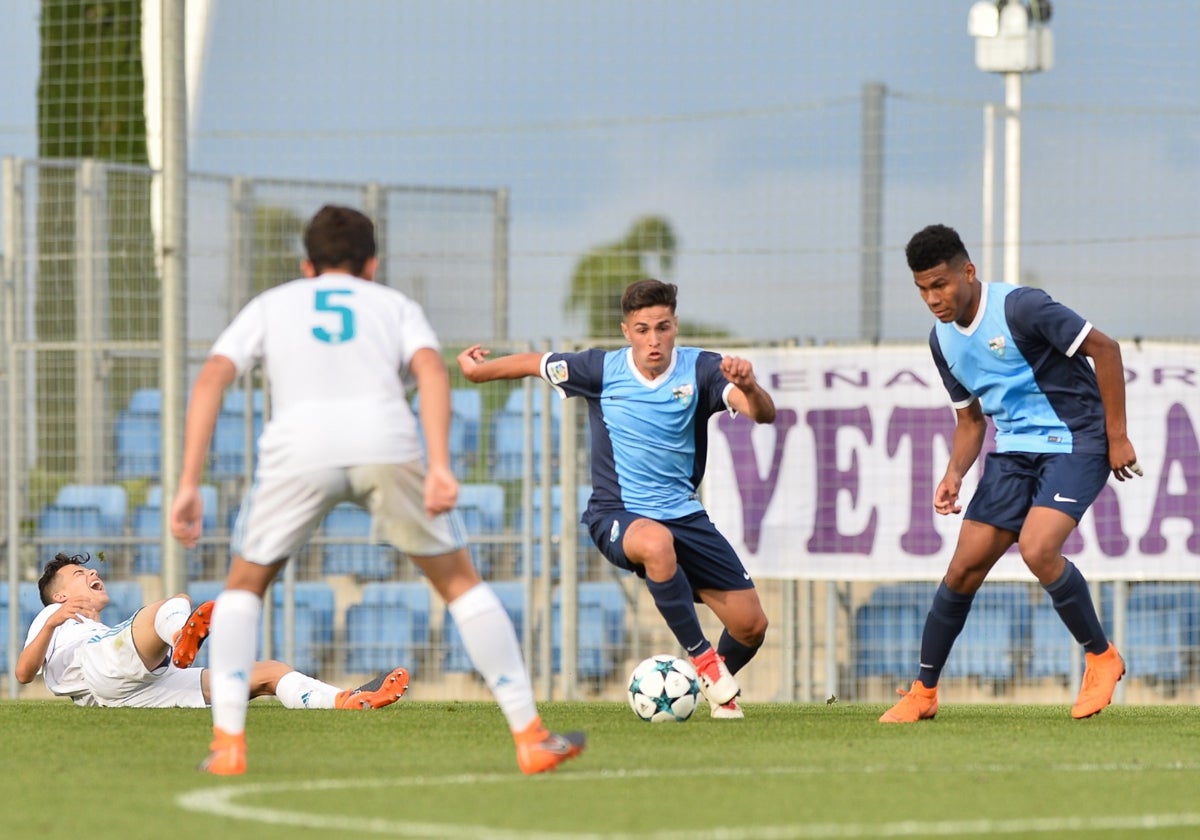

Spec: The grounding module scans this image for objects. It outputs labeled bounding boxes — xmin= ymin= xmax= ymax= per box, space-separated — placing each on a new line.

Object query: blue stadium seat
xmin=132 ymin=485 xmax=217 ymax=576
xmin=412 ymin=388 xmax=483 ymax=476
xmin=115 ymin=412 xmax=161 ymax=479
xmin=942 ymin=584 xmax=1030 ymax=683
xmin=854 ymin=601 xmax=923 ymax=678
xmin=1126 ymin=583 xmax=1198 ymax=685
xmin=100 ymin=581 xmax=145 ymax=626
xmin=345 ymin=582 xmax=431 ymax=677
xmin=127 ymin=388 xmax=163 ymax=414
xmin=442 ymin=581 xmax=526 ymax=673
xmin=488 ymin=389 xmax=561 ymax=481
xmin=1027 ymin=602 xmax=1076 ymax=681
xmin=457 ymin=482 xmax=506 ymax=575
xmin=513 ymin=485 xmax=593 ymax=579
xmin=321 ymin=503 xmax=393 ymax=579
xmin=54 ymin=484 xmax=128 ymax=535
xmin=19 ymin=582 xmax=45 ymax=635
xmin=206 ymin=391 xmax=264 ymax=479
xmin=37 ymin=505 xmax=107 ymax=563
xmin=272 ymin=581 xmax=336 ymax=644
xmin=552 ymin=582 xmax=626 ymax=678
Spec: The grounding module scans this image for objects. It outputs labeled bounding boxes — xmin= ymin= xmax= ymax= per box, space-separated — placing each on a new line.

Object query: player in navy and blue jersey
xmin=459 ymin=279 xmax=777 ymax=719
xmin=881 ymin=224 xmax=1141 ymax=724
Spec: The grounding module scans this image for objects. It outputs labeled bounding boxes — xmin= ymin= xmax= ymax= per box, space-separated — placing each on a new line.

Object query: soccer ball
xmin=627 ymin=654 xmax=701 ymax=723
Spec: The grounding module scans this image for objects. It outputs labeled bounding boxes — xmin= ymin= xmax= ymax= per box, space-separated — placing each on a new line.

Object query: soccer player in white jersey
xmin=880 ymin=224 xmax=1142 ymax=724
xmin=170 ymin=205 xmax=583 ymax=775
xmin=17 ymin=552 xmax=406 ymax=710
xmin=458 ymin=278 xmax=776 ymax=719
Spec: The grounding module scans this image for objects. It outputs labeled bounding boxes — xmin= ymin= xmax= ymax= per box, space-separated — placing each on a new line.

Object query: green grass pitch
xmin=2 ymin=699 xmax=1198 ymax=839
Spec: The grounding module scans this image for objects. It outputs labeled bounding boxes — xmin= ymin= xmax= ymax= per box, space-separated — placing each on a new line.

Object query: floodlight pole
xmin=1003 ymin=71 xmax=1022 ymax=286
xmin=968 ymin=1 xmax=1053 ymax=286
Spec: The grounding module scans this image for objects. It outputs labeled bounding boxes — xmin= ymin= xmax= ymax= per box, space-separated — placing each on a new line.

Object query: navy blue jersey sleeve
xmin=930 ymin=327 xmax=973 ymax=404
xmin=695 ymin=350 xmax=733 ymax=416
xmin=1005 ymin=287 xmax=1089 ymax=357
xmin=541 ymin=348 xmax=606 ymax=398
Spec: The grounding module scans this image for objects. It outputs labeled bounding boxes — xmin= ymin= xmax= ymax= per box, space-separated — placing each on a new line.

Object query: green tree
xmin=565 ymin=216 xmax=727 ymax=339
xmin=36 ymin=0 xmax=157 ymax=474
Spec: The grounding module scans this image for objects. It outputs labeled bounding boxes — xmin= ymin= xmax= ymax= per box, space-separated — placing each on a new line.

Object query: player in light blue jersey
xmin=881 ymin=224 xmax=1142 ymax=724
xmin=458 ymin=279 xmax=776 ymax=719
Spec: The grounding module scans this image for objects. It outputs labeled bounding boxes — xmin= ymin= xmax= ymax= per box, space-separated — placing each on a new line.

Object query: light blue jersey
xmin=930 ymin=281 xmax=1108 ymax=455
xmin=540 ymin=346 xmax=734 ymax=521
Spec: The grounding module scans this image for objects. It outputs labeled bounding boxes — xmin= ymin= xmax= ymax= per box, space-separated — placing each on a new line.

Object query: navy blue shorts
xmin=587 ymin=509 xmax=755 ymax=599
xmin=965 ymin=451 xmax=1112 ymax=534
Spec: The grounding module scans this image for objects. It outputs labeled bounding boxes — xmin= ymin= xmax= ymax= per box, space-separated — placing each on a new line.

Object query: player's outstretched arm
xmin=457 ymin=345 xmax=545 ymax=383
xmin=1079 ymin=329 xmax=1141 ymax=481
xmin=721 ymin=355 xmax=776 ymax=423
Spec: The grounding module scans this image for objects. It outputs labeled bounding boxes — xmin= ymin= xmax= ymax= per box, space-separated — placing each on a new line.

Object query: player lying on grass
xmin=17 ymin=552 xmax=408 ymax=710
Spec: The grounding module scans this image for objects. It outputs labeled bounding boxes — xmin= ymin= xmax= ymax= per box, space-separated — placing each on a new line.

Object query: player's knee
xmin=729 ymin=611 xmax=768 ymax=647
xmin=1017 ymin=535 xmax=1062 ymax=575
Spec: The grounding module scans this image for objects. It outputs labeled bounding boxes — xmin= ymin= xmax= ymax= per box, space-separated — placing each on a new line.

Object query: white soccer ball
xmin=627 ymin=654 xmax=701 ymax=723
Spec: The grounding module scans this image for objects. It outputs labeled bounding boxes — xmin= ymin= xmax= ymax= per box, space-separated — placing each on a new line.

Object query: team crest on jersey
xmin=547 ymin=360 xmax=569 ymax=384
xmin=671 ymin=383 xmax=695 ymax=407
xmin=988 ymin=336 xmax=1006 ymax=357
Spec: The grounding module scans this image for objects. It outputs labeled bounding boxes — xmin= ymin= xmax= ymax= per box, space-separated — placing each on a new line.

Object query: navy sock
xmin=716 ymin=628 xmax=760 ymax=675
xmin=646 ymin=569 xmax=709 ymax=657
xmin=917 ymin=582 xmax=975 ymax=688
xmin=1043 ymin=560 xmax=1109 ymax=655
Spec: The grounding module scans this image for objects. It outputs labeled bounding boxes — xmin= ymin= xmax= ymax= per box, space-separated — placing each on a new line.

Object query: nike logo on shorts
xmin=1053 ymin=492 xmax=1078 ymax=503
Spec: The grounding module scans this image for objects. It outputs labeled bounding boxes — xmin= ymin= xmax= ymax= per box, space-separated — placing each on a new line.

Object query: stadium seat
xmin=1125 ymin=583 xmax=1198 ymax=686
xmin=1027 ymin=602 xmax=1076 ymax=682
xmin=442 ymin=580 xmax=526 ymax=673
xmin=54 ymin=484 xmax=128 ymax=536
xmin=320 ymin=503 xmax=393 ymax=579
xmin=457 ymin=482 xmax=506 ymax=576
xmin=206 ymin=390 xmax=264 ymax=480
xmin=132 ymin=485 xmax=217 ymax=576
xmin=488 ymin=389 xmax=561 ymax=481
xmin=513 ymin=484 xmax=593 ymax=579
xmin=36 ymin=505 xmax=107 ymax=564
xmin=552 ymin=582 xmax=627 ymax=678
xmin=344 ymin=582 xmax=431 ymax=676
xmin=114 ymin=412 xmax=161 ymax=479
xmin=942 ymin=583 xmax=1031 ymax=683
xmin=412 ymin=388 xmax=482 ymax=476
xmin=268 ymin=599 xmax=324 ymax=676
xmin=854 ymin=601 xmax=924 ymax=678
xmin=19 ymin=582 xmax=44 ymax=635
xmin=114 ymin=389 xmax=164 ymax=480
xmin=100 ymin=581 xmax=145 ymax=626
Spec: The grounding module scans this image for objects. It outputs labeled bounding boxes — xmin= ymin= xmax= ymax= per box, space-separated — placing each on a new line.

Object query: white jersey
xmin=23 ymin=604 xmax=109 ymax=705
xmin=211 ymin=272 xmax=440 ymax=478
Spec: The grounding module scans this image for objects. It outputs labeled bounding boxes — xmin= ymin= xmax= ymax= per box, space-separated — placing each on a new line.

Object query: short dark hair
xmin=37 ymin=552 xmax=90 ymax=606
xmin=905 ymin=224 xmax=970 ymax=272
xmin=621 ymin=278 xmax=678 ymax=316
xmin=303 ymin=205 xmax=377 ymax=276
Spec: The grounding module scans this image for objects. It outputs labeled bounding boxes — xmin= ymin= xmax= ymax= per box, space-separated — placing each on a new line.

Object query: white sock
xmin=274 ymin=670 xmax=342 ymax=709
xmin=447 ymin=582 xmax=538 ymax=733
xmin=154 ymin=596 xmax=193 ymax=646
xmin=209 ymin=589 xmax=262 ymax=735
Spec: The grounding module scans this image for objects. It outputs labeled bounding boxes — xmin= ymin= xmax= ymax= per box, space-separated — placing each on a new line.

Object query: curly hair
xmin=37 ymin=552 xmax=91 ymax=606
xmin=905 ymin=224 xmax=970 ymax=273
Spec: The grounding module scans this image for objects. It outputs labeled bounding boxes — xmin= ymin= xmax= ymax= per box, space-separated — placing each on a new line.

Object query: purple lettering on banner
xmin=1085 ymin=484 xmax=1130 ymax=556
xmin=806 ymin=407 xmax=877 ymax=553
xmin=887 ymin=407 xmax=956 ymax=554
xmin=1138 ymin=403 xmax=1200 ymax=555
xmin=716 ymin=409 xmax=798 ymax=553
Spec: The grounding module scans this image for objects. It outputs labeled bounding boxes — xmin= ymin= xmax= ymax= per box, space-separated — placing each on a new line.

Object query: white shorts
xmin=78 ymin=616 xmax=207 ymax=708
xmin=232 ymin=461 xmax=467 ymax=566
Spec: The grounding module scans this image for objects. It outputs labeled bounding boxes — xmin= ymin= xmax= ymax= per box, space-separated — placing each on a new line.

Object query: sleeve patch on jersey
xmin=547 ymin=360 xmax=569 ymax=384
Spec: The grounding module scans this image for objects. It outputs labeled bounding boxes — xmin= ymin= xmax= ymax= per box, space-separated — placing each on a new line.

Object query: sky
xmin=1 ymin=1 xmax=1197 ymax=344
